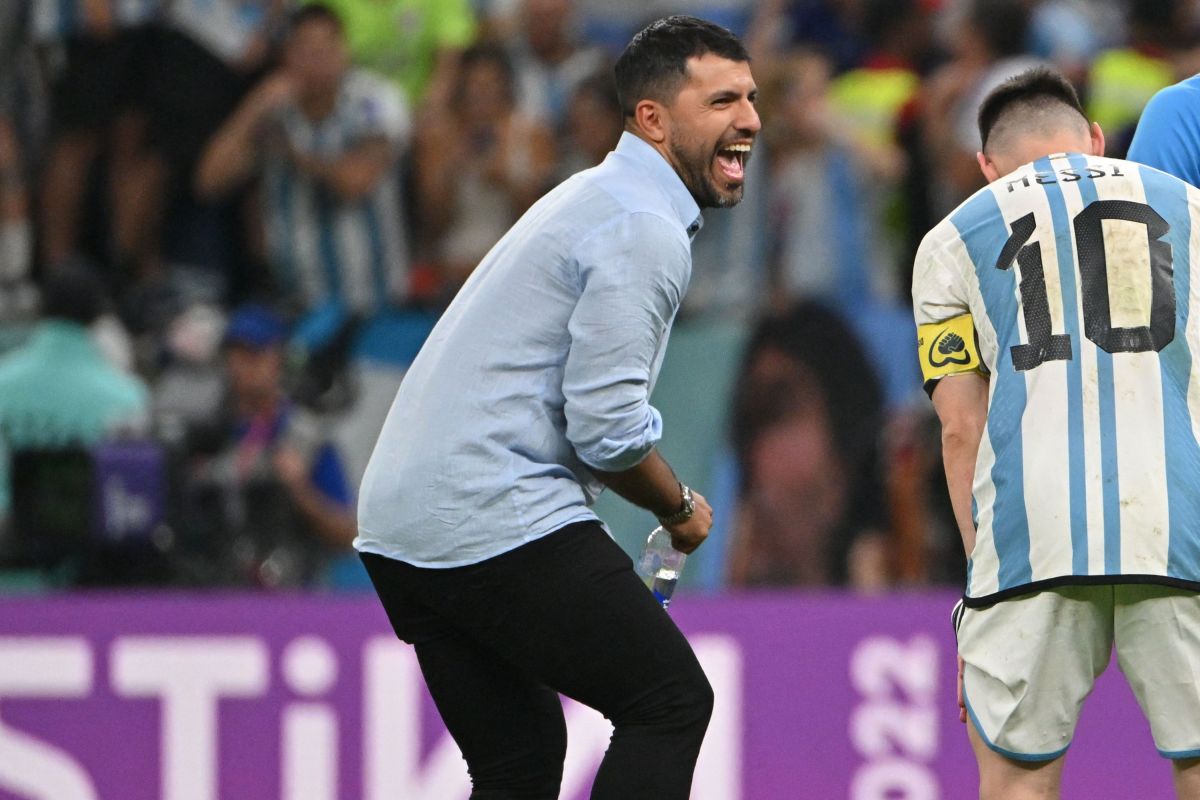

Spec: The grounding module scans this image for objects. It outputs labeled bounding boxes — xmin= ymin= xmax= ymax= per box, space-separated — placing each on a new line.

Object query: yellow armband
xmin=917 ymin=313 xmax=984 ymax=386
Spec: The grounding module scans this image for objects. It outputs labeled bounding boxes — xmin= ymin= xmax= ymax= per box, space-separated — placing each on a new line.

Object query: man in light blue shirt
xmin=356 ymin=15 xmax=759 ymax=799
xmin=1129 ymin=73 xmax=1200 ymax=187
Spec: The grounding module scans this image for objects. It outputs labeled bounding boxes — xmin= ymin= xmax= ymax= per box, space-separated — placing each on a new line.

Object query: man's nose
xmin=736 ymin=99 xmax=762 ymax=134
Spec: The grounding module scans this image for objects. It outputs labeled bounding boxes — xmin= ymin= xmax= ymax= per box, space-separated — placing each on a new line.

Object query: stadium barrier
xmin=0 ymin=591 xmax=1171 ymax=798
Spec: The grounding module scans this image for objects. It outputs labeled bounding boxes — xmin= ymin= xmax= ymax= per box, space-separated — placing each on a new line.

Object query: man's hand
xmin=272 ymin=445 xmax=310 ymax=496
xmin=588 ymin=449 xmax=713 ymax=552
xmin=245 ymin=72 xmax=297 ymax=123
xmin=663 ymin=489 xmax=713 ymax=554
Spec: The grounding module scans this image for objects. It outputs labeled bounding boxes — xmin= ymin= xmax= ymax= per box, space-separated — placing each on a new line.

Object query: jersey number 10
xmin=998 ymin=199 xmax=1175 ymax=371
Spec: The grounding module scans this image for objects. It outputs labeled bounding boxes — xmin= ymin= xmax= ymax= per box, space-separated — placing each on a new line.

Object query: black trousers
xmin=361 ymin=521 xmax=713 ymax=799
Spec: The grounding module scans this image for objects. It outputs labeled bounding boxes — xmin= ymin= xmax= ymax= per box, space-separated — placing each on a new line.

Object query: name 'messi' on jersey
xmin=913 ymin=152 xmax=1200 ymax=606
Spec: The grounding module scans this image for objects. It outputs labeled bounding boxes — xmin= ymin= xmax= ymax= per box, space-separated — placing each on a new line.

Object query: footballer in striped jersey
xmin=914 ymin=68 xmax=1200 ymax=797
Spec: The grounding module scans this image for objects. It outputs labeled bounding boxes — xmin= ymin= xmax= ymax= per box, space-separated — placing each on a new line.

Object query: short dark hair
xmin=614 ymin=15 xmax=749 ymax=118
xmin=288 ymin=3 xmax=343 ymax=35
xmin=978 ymin=67 xmax=1087 ymax=151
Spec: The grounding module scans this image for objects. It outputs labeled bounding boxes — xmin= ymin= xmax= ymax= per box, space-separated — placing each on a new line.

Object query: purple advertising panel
xmin=0 ymin=592 xmax=1174 ymax=799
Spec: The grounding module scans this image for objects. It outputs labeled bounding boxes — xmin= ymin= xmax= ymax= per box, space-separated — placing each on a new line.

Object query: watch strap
xmin=657 ymin=483 xmax=695 ymax=526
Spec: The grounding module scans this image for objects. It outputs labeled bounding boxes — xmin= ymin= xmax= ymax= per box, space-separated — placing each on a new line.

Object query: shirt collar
xmin=613 ymin=132 xmax=704 ymax=239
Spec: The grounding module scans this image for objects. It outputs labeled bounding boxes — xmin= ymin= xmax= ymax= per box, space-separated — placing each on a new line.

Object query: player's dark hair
xmin=614 ymin=15 xmax=749 ymax=118
xmin=978 ymin=67 xmax=1087 ymax=151
xmin=287 ymin=3 xmax=344 ymax=34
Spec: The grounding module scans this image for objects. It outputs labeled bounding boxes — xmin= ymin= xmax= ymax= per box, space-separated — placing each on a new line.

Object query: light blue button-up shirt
xmin=356 ymin=132 xmax=702 ymax=567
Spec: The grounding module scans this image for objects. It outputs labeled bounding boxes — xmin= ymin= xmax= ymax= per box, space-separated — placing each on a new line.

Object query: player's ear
xmin=634 ymin=99 xmax=669 ymax=144
xmin=1089 ymin=121 xmax=1105 ymax=157
xmin=977 ymin=151 xmax=1001 ymax=183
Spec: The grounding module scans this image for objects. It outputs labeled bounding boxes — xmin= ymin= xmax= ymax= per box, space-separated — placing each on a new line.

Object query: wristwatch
xmin=658 ymin=483 xmax=695 ymax=526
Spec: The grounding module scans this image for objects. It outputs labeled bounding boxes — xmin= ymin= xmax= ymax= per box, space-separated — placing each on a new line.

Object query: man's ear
xmin=1089 ymin=121 xmax=1105 ymax=157
xmin=633 ymin=99 xmax=669 ymax=144
xmin=977 ymin=151 xmax=1001 ymax=183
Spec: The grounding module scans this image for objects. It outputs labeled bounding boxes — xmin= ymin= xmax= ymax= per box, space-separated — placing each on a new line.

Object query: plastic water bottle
xmin=636 ymin=527 xmax=686 ymax=609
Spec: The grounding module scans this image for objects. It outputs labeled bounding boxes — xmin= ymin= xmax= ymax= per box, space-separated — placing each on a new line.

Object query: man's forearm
xmin=591 ymin=448 xmax=685 ymax=519
xmin=293 ymin=141 xmax=393 ymax=201
xmin=195 ymin=108 xmax=262 ymax=199
xmin=942 ymin=429 xmax=980 ymax=556
xmin=931 ymin=373 xmax=989 ymax=557
xmin=287 ymin=479 xmax=358 ymax=547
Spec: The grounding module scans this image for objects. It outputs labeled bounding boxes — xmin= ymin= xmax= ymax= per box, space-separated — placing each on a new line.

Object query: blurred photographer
xmin=172 ymin=304 xmax=356 ymax=587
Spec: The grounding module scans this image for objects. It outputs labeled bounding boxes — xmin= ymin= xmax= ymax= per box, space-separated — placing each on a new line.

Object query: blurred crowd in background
xmin=0 ymin=0 xmax=1197 ymax=593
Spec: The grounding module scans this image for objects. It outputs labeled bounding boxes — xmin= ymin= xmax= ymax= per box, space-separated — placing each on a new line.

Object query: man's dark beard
xmin=669 ymin=140 xmax=744 ymax=210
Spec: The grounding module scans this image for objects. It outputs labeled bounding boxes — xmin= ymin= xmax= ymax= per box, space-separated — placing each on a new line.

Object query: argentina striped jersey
xmin=263 ymin=69 xmax=411 ymax=315
xmin=913 ymin=152 xmax=1200 ymax=605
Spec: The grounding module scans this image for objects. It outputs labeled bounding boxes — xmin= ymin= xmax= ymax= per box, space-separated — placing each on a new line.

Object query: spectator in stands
xmin=1027 ymin=0 xmax=1121 ymax=85
xmin=413 ymin=43 xmax=555 ymax=291
xmin=828 ymin=0 xmax=928 ymax=158
xmin=1086 ymin=0 xmax=1190 ymax=157
xmin=32 ymin=0 xmax=161 ymax=280
xmin=761 ymin=51 xmax=895 ymax=307
xmin=726 ymin=300 xmax=889 ymax=589
xmin=824 ymin=0 xmax=927 ymax=299
xmin=196 ymin=3 xmax=412 ymax=321
xmin=0 ymin=266 xmax=148 ymax=519
xmin=746 ymin=0 xmax=867 ymax=74
xmin=0 ymin=119 xmax=35 ymax=327
xmin=171 ymin=304 xmax=357 ymax=587
xmin=131 ymin=0 xmax=289 ymax=321
xmin=919 ymin=0 xmax=1041 ymax=209
xmin=505 ymin=0 xmax=608 ymax=129
xmin=316 ymin=0 xmax=477 ymax=110
xmin=0 ymin=4 xmax=33 ymax=319
xmin=554 ymin=71 xmax=622 ymax=181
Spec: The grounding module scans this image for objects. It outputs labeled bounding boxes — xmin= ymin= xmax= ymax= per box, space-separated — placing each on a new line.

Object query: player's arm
xmin=917 ymin=313 xmax=988 ymax=556
xmin=913 ymin=229 xmax=988 ymax=556
xmin=563 ymin=213 xmax=712 ymax=552
xmin=930 ymin=372 xmax=988 ymax=556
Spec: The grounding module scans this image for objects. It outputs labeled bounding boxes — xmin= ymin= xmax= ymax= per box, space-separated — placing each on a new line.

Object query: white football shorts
xmin=956 ymin=584 xmax=1200 ymax=761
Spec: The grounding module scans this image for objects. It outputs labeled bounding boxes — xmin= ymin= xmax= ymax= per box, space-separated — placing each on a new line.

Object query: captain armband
xmin=916 ymin=313 xmax=986 ymax=395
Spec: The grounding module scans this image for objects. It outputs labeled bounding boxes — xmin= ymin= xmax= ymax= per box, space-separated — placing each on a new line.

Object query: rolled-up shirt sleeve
xmin=563 ymin=211 xmax=690 ymax=472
